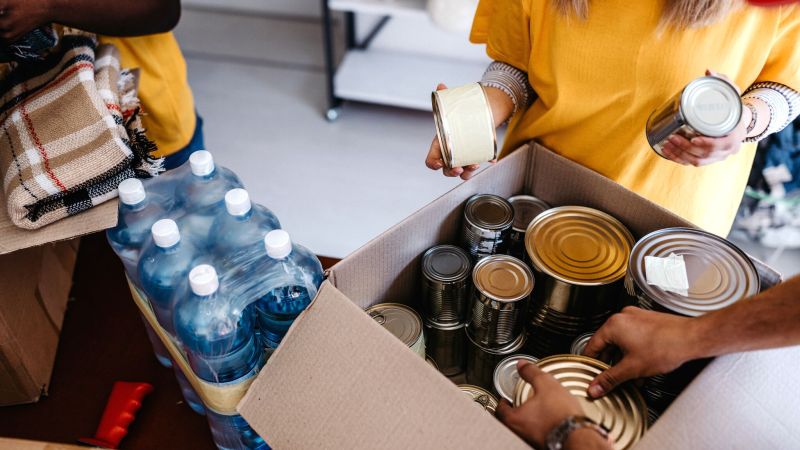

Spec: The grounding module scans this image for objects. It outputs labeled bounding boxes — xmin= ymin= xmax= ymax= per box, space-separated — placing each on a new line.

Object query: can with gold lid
xmin=626 ymin=227 xmax=760 ymax=317
xmin=507 ymin=195 xmax=551 ymax=262
xmin=365 ymin=303 xmax=426 ymax=359
xmin=424 ymin=320 xmax=467 ymax=376
xmin=421 ymin=245 xmax=472 ymax=325
xmin=525 ymin=206 xmax=634 ymax=355
xmin=492 ymin=354 xmax=539 ymax=403
xmin=459 ymin=384 xmax=499 ymax=415
xmin=513 ymin=355 xmax=648 ymax=450
xmin=462 ymin=194 xmax=514 ymax=261
xmin=467 ymin=255 xmax=534 ymax=347
xmin=466 ymin=329 xmax=526 ymax=390
xmin=432 ymin=83 xmax=498 ymax=169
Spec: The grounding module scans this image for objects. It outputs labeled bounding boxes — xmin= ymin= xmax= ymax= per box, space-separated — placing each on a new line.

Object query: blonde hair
xmin=552 ymin=0 xmax=742 ymax=29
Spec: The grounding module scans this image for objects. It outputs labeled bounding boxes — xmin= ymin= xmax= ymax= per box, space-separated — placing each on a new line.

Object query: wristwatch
xmin=546 ymin=415 xmax=609 ymax=450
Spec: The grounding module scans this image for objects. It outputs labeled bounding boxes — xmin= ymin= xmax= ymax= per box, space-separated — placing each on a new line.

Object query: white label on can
xmin=645 ymin=253 xmax=689 ymax=296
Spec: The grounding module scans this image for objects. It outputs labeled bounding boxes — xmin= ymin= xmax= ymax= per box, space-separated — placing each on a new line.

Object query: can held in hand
xmin=507 ymin=195 xmax=550 ymax=262
xmin=493 ymin=354 xmax=539 ymax=403
xmin=366 ymin=303 xmax=426 ymax=358
xmin=462 ymin=194 xmax=514 ymax=261
xmin=646 ymin=76 xmax=742 ymax=158
xmin=424 ymin=320 xmax=467 ymax=376
xmin=421 ymin=245 xmax=472 ymax=324
xmin=513 ymin=355 xmax=648 ymax=450
xmin=466 ymin=330 xmax=526 ymax=390
xmin=432 ymin=83 xmax=497 ymax=169
xmin=459 ymin=384 xmax=499 ymax=415
xmin=467 ymin=255 xmax=534 ymax=347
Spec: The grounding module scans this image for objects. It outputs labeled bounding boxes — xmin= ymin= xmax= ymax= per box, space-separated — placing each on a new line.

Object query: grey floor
xmin=174 ymin=5 xmax=799 ymax=277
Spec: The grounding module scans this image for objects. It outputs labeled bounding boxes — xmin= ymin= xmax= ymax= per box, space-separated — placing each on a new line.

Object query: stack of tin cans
xmin=465 ymin=255 xmax=533 ymax=389
xmin=524 ymin=206 xmax=635 ymax=357
xmin=625 ymin=227 xmax=760 ymax=421
xmin=506 ymin=195 xmax=551 ymax=263
xmin=421 ymin=245 xmax=473 ymax=376
xmin=513 ymin=355 xmax=648 ymax=450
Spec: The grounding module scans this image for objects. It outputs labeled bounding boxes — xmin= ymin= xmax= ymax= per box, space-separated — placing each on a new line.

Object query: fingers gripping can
xmin=432 ymin=83 xmax=498 ymax=168
xmin=646 ymin=76 xmax=742 ymax=158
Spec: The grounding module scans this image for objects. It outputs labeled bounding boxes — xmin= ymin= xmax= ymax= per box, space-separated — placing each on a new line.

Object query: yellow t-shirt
xmin=471 ymin=1 xmax=800 ymax=236
xmin=99 ymin=33 xmax=196 ymax=158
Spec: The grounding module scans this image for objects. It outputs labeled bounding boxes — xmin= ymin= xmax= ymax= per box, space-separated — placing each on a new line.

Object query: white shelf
xmin=329 ymin=0 xmax=427 ymax=17
xmin=334 ymin=48 xmax=487 ymax=110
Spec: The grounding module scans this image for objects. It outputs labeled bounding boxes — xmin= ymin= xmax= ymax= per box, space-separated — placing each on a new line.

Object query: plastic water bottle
xmin=254 ymin=230 xmax=324 ymax=348
xmin=175 ymin=151 xmax=243 ymax=249
xmin=137 ymin=219 xmax=206 ymax=415
xmin=174 ymin=265 xmax=267 ymax=450
xmin=210 ymin=189 xmax=281 ymax=258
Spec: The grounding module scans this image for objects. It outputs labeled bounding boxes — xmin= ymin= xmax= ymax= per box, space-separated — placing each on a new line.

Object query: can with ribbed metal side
xmin=646 ymin=76 xmax=742 ymax=158
xmin=492 ymin=354 xmax=539 ymax=403
xmin=424 ymin=320 xmax=467 ymax=376
xmin=525 ymin=206 xmax=634 ymax=356
xmin=467 ymin=255 xmax=534 ymax=347
xmin=465 ymin=330 xmax=526 ymax=390
xmin=513 ymin=355 xmax=648 ymax=450
xmin=507 ymin=195 xmax=550 ymax=262
xmin=366 ymin=303 xmax=426 ymax=359
xmin=461 ymin=194 xmax=514 ymax=261
xmin=459 ymin=384 xmax=499 ymax=415
xmin=421 ymin=245 xmax=472 ymax=325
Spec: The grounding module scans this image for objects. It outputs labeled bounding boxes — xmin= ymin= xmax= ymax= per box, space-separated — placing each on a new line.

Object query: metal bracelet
xmin=742 ymin=101 xmax=758 ymax=135
xmin=546 ymin=415 xmax=609 ymax=450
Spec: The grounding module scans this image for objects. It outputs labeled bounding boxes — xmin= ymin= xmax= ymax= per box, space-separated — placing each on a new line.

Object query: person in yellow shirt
xmin=2 ymin=0 xmax=199 ymax=170
xmin=425 ymin=0 xmax=800 ymax=236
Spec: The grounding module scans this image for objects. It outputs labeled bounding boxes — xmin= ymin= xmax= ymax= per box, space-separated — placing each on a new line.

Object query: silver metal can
xmin=507 ymin=195 xmax=550 ymax=262
xmin=432 ymin=83 xmax=498 ymax=169
xmin=462 ymin=194 xmax=514 ymax=261
xmin=492 ymin=354 xmax=539 ymax=403
xmin=365 ymin=303 xmax=426 ymax=358
xmin=424 ymin=320 xmax=467 ymax=376
xmin=646 ymin=76 xmax=742 ymax=158
xmin=569 ymin=332 xmax=594 ymax=356
xmin=459 ymin=384 xmax=499 ymax=415
xmin=465 ymin=330 xmax=526 ymax=390
xmin=421 ymin=245 xmax=472 ymax=325
xmin=467 ymin=255 xmax=534 ymax=347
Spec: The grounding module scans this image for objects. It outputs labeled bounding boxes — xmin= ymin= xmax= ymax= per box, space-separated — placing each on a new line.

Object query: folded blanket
xmin=0 ymin=30 xmax=161 ymax=229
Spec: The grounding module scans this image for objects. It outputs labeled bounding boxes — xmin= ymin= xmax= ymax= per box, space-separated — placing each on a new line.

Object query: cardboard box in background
xmin=238 ymin=143 xmax=795 ymax=449
xmin=0 ymin=199 xmax=116 ymax=406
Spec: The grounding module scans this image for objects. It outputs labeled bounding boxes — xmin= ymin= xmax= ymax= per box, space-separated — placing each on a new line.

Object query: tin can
xmin=513 ymin=355 xmax=648 ymax=450
xmin=432 ymin=83 xmax=497 ymax=169
xmin=646 ymin=76 xmax=742 ymax=158
xmin=465 ymin=330 xmax=526 ymax=390
xmin=366 ymin=303 xmax=426 ymax=358
xmin=492 ymin=354 xmax=539 ymax=403
xmin=426 ymin=355 xmax=439 ymax=372
xmin=424 ymin=320 xmax=467 ymax=376
xmin=421 ymin=245 xmax=472 ymax=324
xmin=507 ymin=195 xmax=551 ymax=262
xmin=459 ymin=384 xmax=499 ymax=415
xmin=462 ymin=194 xmax=514 ymax=261
xmin=626 ymin=227 xmax=760 ymax=317
xmin=467 ymin=255 xmax=534 ymax=347
xmin=569 ymin=332 xmax=594 ymax=356
xmin=525 ymin=207 xmax=634 ymax=355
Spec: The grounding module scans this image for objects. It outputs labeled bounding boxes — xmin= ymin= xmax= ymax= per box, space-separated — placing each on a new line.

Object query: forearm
xmin=480 ymin=61 xmax=533 ymax=126
xmin=565 ymin=428 xmax=612 ymax=450
xmin=689 ymin=275 xmax=800 ymax=360
xmin=46 ymin=0 xmax=180 ymax=36
xmin=484 ymin=86 xmax=515 ymax=127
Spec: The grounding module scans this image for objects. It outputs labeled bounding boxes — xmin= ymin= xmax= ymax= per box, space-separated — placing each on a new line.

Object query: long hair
xmin=552 ymin=0 xmax=742 ymax=28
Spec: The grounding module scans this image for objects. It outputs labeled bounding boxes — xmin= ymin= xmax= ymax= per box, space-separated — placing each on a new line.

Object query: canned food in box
xmin=366 ymin=303 xmax=425 ymax=358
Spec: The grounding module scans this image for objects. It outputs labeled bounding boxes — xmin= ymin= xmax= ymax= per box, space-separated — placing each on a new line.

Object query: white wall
xmin=182 ymin=0 xmax=320 ymax=17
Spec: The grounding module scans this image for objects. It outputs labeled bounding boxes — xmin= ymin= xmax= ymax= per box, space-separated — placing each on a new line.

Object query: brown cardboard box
xmin=237 ymin=143 xmax=787 ymax=449
xmin=0 ymin=198 xmax=115 ymax=406
xmin=0 ymin=437 xmax=90 ymax=449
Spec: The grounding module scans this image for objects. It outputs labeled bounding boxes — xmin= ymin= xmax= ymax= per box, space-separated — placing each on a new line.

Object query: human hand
xmin=425 ymin=83 xmax=493 ymax=180
xmin=583 ymin=306 xmax=701 ymax=398
xmin=0 ymin=0 xmax=54 ymax=44
xmin=495 ymin=361 xmax=585 ymax=448
xmin=660 ymin=69 xmax=748 ymax=167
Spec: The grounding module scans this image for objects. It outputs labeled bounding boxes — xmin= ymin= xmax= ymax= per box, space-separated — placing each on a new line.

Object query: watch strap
xmin=546 ymin=415 xmax=609 ymax=450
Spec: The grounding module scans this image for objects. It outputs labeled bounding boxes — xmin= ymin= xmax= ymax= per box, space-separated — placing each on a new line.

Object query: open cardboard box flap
xmin=238 ymin=143 xmax=786 ymax=448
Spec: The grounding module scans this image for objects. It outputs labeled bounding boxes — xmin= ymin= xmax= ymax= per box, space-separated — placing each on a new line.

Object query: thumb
xmin=705 ymin=69 xmax=715 ymax=77
xmin=436 ymin=83 xmax=448 ymax=91
xmin=587 ymin=359 xmax=638 ymax=399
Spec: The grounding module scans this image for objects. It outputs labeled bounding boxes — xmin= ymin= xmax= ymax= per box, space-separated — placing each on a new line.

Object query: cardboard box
xmin=0 ymin=437 xmax=89 ymax=450
xmin=237 ymin=143 xmax=793 ymax=449
xmin=0 ymin=197 xmax=115 ymax=406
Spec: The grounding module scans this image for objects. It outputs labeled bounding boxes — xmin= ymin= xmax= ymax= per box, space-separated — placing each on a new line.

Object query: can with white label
xmin=432 ymin=83 xmax=497 ymax=168
xmin=646 ymin=76 xmax=742 ymax=158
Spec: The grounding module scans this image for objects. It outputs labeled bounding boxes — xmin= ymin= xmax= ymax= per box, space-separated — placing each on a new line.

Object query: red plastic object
xmin=78 ymin=381 xmax=154 ymax=449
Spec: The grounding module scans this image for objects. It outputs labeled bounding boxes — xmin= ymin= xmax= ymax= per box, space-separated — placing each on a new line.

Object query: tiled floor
xmin=174 ymin=6 xmax=799 ymax=277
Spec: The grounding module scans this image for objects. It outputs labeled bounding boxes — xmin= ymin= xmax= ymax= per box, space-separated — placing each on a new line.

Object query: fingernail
xmin=588 ymin=384 xmax=604 ymax=398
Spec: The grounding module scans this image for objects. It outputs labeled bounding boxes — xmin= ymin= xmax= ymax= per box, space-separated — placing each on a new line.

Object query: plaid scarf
xmin=0 ymin=30 xmax=161 ymax=229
